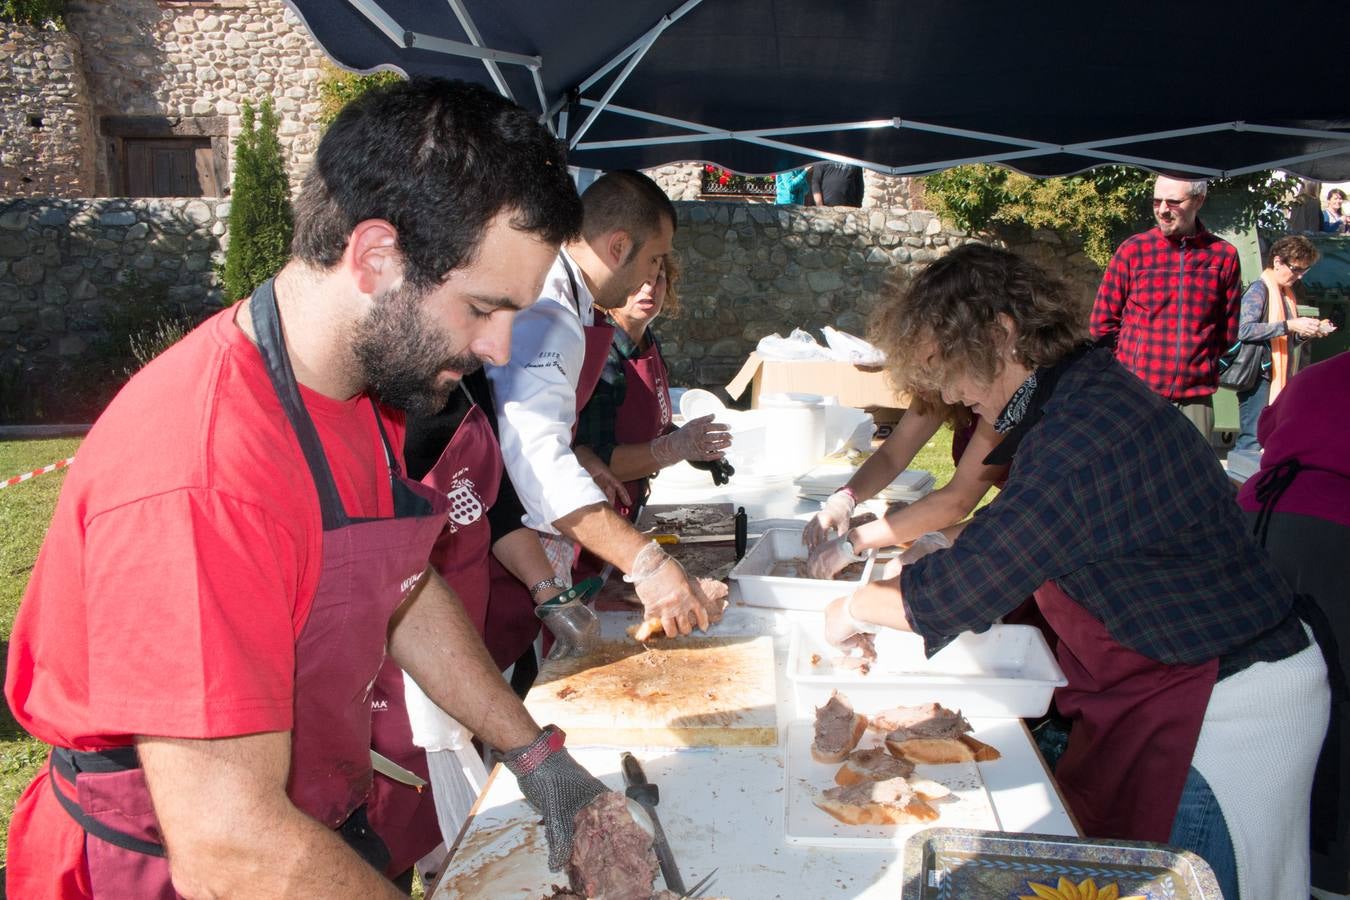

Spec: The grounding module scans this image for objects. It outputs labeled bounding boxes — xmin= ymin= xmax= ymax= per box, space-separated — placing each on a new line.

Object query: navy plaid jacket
xmin=901 ymin=347 xmax=1307 ymax=678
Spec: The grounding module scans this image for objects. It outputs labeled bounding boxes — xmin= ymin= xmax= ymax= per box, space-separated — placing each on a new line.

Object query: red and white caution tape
xmin=0 ymin=457 xmax=75 ymax=490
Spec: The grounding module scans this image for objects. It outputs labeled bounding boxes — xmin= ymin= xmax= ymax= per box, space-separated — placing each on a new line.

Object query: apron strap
xmin=559 ymin=254 xmax=583 ymax=318
xmin=250 ymin=278 xmax=350 ymax=531
xmin=48 ymin=747 xmax=393 ymax=868
xmin=48 ymin=748 xmax=167 ymax=858
xmin=1250 ymin=457 xmax=1302 ymax=548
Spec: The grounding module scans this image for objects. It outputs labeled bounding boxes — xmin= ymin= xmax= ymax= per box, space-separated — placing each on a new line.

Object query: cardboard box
xmin=725 ymin=353 xmax=909 ymax=413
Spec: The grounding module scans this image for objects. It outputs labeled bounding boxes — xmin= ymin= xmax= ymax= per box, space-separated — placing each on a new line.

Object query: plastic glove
xmin=824 ymin=592 xmax=874 ymax=647
xmin=627 ymin=541 xmax=713 ymax=636
xmin=649 ymin=414 xmax=732 ymax=467
xmin=503 ymin=726 xmax=607 ymax=871
xmin=807 ymin=534 xmax=863 ymax=580
xmin=535 ymin=578 xmax=603 ymax=659
xmin=899 ymin=531 xmax=952 ymax=565
xmin=687 ymin=455 xmax=735 ymax=486
xmin=803 ymin=489 xmax=857 ymax=549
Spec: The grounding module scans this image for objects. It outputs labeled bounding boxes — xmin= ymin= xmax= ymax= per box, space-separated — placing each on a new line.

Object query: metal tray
xmin=901 ymin=827 xmax=1222 ymax=899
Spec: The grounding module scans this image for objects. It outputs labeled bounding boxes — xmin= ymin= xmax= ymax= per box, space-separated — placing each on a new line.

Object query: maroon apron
xmin=1035 ymin=580 xmax=1217 ymax=842
xmin=574 ymin=327 xmax=672 ymax=583
xmin=368 ymin=391 xmax=502 ymax=876
xmin=484 ymin=256 xmax=612 ymax=671
xmin=43 ymin=279 xmax=450 ymax=895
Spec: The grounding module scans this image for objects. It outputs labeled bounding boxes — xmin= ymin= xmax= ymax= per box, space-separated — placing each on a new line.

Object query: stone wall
xmin=0 ymin=1 xmax=330 ymax=200
xmin=0 ymin=197 xmax=227 ymax=419
xmin=645 ymin=162 xmax=917 ymax=209
xmin=654 ymin=201 xmax=1103 ymax=390
xmin=0 ymin=27 xmax=98 ymax=197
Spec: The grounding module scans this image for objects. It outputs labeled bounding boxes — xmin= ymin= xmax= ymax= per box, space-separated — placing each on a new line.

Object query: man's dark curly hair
xmin=292 ymin=77 xmax=582 ymax=290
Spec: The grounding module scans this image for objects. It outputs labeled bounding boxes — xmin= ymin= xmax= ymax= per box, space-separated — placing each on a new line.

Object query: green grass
xmin=0 ymin=437 xmax=82 ymax=858
xmin=907 ymin=425 xmax=998 ymax=511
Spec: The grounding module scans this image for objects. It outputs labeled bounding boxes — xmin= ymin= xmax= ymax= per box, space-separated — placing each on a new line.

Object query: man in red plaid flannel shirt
xmin=1090 ymin=176 xmax=1242 ymax=441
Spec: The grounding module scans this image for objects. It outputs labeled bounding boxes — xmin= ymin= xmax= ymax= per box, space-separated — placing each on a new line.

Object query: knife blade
xmin=620 ymin=752 xmax=685 ymax=895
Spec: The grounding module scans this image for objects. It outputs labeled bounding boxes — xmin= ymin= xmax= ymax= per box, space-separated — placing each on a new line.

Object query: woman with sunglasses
xmin=1232 ymin=235 xmax=1336 ymax=454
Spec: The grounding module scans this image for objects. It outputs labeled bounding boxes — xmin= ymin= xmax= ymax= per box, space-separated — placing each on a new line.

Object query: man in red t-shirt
xmin=6 ymin=79 xmax=605 ymax=898
xmin=1090 ymin=175 xmax=1242 ymax=442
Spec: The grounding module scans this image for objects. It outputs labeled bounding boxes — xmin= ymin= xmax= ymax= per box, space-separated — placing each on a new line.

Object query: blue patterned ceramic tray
xmin=902 ymin=828 xmax=1223 ymax=899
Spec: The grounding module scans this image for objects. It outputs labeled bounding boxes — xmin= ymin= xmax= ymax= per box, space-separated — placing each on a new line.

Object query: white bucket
xmin=756 ymin=392 xmax=827 ymax=475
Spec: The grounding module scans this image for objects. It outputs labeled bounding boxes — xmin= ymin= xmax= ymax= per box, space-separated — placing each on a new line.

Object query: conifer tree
xmin=221 ymin=97 xmax=293 ymax=301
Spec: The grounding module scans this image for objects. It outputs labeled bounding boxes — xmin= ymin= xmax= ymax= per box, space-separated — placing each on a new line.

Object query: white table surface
xmin=431 ymin=463 xmax=1077 ymax=899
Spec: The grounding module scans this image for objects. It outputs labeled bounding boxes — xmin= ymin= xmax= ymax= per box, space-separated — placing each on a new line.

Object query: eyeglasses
xmin=1287 ymin=263 xmax=1309 ymax=277
xmin=1151 ymin=196 xmax=1193 ymax=210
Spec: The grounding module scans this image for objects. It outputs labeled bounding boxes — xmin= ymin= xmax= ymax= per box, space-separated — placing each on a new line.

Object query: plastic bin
xmin=729 ymin=527 xmax=877 ymax=610
xmin=786 ymin=623 xmax=1066 ymax=718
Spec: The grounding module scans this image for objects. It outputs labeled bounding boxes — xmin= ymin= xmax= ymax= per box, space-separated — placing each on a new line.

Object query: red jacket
xmin=1090 ymin=222 xmax=1241 ymax=402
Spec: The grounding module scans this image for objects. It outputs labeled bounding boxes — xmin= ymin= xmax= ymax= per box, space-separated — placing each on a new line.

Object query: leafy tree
xmin=921 ymin=165 xmax=1292 ymax=267
xmin=221 ymin=98 xmax=293 ymax=302
xmin=317 ymin=63 xmax=404 ymax=128
xmin=0 ymin=0 xmax=64 ymax=28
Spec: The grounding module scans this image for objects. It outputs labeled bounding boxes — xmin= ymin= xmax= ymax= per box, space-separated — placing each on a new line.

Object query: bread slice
xmin=834 ymin=747 xmax=915 ymax=786
xmin=813 ymin=777 xmax=939 ymax=826
xmin=811 ymin=691 xmax=868 ymax=764
xmin=884 ymin=733 xmax=1001 ymax=764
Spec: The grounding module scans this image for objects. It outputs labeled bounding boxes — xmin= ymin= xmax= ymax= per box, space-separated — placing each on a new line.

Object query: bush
xmin=318 ymin=63 xmax=404 ymax=128
xmin=0 ymin=0 xmax=64 ymax=29
xmin=922 ymin=165 xmax=1292 ymax=267
xmin=220 ymin=97 xmax=293 ymax=303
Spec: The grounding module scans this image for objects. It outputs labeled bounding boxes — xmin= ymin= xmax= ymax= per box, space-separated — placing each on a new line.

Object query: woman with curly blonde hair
xmin=802 ymin=266 xmax=1009 ymax=579
xmin=825 ymin=243 xmax=1328 ymax=900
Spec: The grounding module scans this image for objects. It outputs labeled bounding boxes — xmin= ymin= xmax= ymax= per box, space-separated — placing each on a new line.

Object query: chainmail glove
xmin=803 ymin=488 xmax=857 ymax=549
xmin=503 ymin=726 xmax=607 ymax=871
xmin=536 ymin=578 xmax=602 ymax=659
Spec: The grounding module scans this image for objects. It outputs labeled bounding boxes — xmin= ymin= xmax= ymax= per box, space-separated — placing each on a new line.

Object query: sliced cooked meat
xmin=868 ymin=702 xmax=971 ymax=740
xmin=567 ymin=792 xmax=658 ymax=900
xmin=834 ymin=747 xmax=915 ymax=786
xmin=811 ymin=691 xmax=867 ymax=763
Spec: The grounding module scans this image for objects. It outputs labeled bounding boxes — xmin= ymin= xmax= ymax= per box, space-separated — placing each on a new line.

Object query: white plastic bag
xmin=820 ymin=326 xmax=886 ymax=366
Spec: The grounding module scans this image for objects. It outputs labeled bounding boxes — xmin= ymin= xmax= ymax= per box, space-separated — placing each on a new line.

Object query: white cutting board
xmin=782 ymin=720 xmax=1000 ymax=847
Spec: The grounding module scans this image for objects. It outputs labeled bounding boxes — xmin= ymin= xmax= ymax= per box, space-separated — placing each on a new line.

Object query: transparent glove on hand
xmin=626 ymin=541 xmax=712 ymax=636
xmin=504 ymin=726 xmax=607 ymax=871
xmin=899 ymin=531 xmax=952 ymax=565
xmin=824 ymin=591 xmax=873 ymax=647
xmin=803 ymin=489 xmax=857 ymax=549
xmin=807 ymin=535 xmax=863 ymax=580
xmin=535 ymin=577 xmax=603 ymax=659
xmin=649 ymin=414 xmax=732 ymax=468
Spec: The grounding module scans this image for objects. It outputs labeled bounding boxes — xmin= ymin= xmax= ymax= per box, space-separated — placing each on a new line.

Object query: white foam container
xmin=729 ymin=527 xmax=877 ymax=610
xmin=787 ymin=624 xmax=1066 ymax=718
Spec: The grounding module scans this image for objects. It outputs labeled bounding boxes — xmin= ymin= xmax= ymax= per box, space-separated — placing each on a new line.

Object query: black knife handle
xmin=620 ymin=751 xmax=649 ymax=787
xmin=734 ymin=506 xmax=748 ymax=560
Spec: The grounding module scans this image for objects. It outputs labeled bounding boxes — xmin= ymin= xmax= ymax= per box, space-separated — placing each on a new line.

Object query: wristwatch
xmin=529 ymin=576 xmax=566 ymax=599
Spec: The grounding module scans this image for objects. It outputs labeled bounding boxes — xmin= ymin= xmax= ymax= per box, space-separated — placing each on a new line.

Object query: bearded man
xmin=5 ymin=78 xmax=608 ymax=899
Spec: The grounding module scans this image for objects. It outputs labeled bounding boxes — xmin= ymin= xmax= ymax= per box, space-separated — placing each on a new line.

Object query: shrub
xmin=318 ymin=63 xmax=404 ymax=128
xmin=922 ymin=165 xmax=1292 ymax=267
xmin=0 ymin=0 xmax=64 ymax=29
xmin=221 ymin=97 xmax=293 ymax=302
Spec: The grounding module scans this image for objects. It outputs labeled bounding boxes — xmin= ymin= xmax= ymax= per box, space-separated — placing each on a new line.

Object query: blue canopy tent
xmin=286 ymin=0 xmax=1350 ymax=180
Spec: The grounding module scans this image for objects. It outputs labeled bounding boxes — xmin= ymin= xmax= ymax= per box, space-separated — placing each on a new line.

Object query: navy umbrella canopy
xmin=286 ymin=0 xmax=1350 ymax=180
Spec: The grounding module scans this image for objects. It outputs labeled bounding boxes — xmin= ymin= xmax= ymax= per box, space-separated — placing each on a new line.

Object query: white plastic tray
xmin=729 ymin=527 xmax=878 ymax=610
xmin=787 ymin=624 xmax=1066 ymax=718
xmin=782 ymin=721 xmax=999 ymax=847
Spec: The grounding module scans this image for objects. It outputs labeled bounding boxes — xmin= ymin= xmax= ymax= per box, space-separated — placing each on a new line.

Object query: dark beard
xmin=350 ymin=282 xmax=482 ymax=417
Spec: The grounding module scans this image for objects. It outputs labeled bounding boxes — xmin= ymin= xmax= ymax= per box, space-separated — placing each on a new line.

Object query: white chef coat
xmin=486 ymin=250 xmax=608 ymax=532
